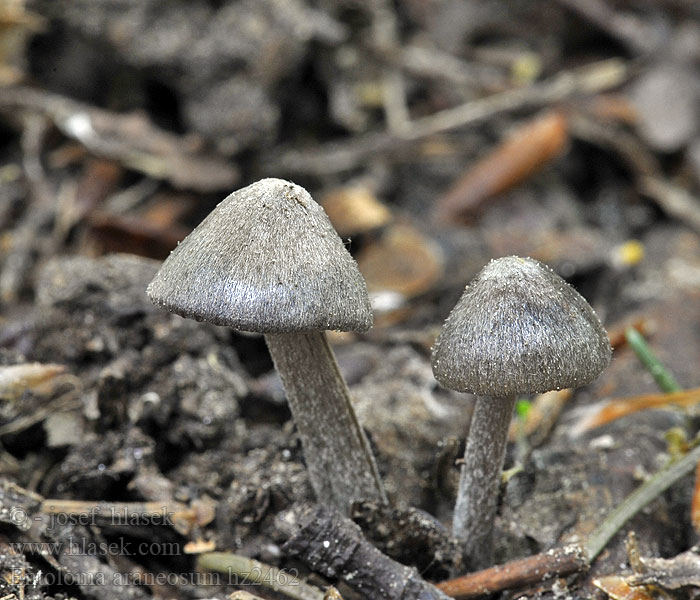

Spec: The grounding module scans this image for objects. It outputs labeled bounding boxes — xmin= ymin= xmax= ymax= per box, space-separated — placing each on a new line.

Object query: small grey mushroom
xmin=147 ymin=178 xmax=386 ymax=513
xmin=431 ymin=256 xmax=611 ymax=569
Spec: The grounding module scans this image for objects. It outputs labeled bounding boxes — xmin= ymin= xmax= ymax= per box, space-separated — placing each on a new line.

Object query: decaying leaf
xmin=0 ymin=86 xmax=239 ymax=191
xmin=357 ymin=224 xmax=443 ymax=300
xmin=593 ymin=576 xmax=657 ymax=600
xmin=139 ymin=194 xmax=194 ymax=227
xmin=627 ymin=547 xmax=700 ymax=589
xmin=0 ymin=363 xmax=66 ymax=401
xmin=570 ymin=388 xmax=700 ymax=435
xmin=434 ymin=110 xmax=569 ymax=223
xmin=607 ymin=319 xmax=653 ymax=350
xmin=584 ymin=93 xmax=638 ymax=125
xmin=172 ymin=496 xmax=217 ymax=536
xmin=86 ymin=210 xmax=189 ymax=259
xmin=321 ymin=185 xmax=392 ymax=237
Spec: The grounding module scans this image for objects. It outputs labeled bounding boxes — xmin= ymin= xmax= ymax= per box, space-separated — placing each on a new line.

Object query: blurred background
xmin=1 ymin=0 xmax=699 ymax=329
xmin=1 ymin=2 xmax=700 ymax=595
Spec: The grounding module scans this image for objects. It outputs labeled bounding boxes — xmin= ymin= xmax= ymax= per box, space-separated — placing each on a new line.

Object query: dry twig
xmin=272 ymin=59 xmax=628 ymax=175
xmin=282 ymin=504 xmax=451 ymax=600
xmin=436 ymin=546 xmax=588 ymax=600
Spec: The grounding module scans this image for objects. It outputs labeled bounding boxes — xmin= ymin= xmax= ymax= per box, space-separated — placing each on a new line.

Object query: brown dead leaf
xmin=140 ymin=194 xmax=194 ymax=228
xmin=321 ymin=186 xmax=392 ymax=237
xmin=53 ymin=159 xmax=125 ymax=235
xmin=190 ymin=496 xmax=216 ymax=528
xmin=75 ymin=160 xmax=124 ymax=215
xmin=571 ymin=388 xmax=700 ymax=434
xmin=585 ymin=94 xmax=638 ymax=125
xmin=86 ymin=210 xmax=189 ymax=259
xmin=357 ymin=224 xmax=443 ymax=299
xmin=607 ymin=318 xmax=653 ymax=350
xmin=434 ymin=110 xmax=569 ymax=223
xmin=593 ymin=576 xmax=656 ymax=600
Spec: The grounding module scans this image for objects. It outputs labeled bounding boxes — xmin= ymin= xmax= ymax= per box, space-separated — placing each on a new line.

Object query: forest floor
xmin=1 ymin=1 xmax=700 ymax=599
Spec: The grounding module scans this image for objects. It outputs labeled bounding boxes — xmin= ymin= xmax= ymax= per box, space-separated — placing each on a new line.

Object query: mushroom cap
xmin=147 ymin=178 xmax=373 ymax=333
xmin=431 ymin=256 xmax=611 ymax=397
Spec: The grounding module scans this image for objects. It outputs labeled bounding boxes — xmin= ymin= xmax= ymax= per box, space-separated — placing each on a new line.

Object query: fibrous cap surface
xmin=431 ymin=256 xmax=611 ymax=397
xmin=147 ymin=178 xmax=372 ymax=333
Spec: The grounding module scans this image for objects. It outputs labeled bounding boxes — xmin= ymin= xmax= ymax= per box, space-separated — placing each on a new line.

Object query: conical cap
xmin=147 ymin=178 xmax=372 ymax=333
xmin=431 ymin=256 xmax=611 ymax=397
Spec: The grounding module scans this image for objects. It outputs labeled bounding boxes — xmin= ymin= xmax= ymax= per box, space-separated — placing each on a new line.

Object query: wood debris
xmin=0 ymin=86 xmax=239 ymax=191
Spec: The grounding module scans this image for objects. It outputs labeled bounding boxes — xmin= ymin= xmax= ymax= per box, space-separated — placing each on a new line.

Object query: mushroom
xmin=431 ymin=256 xmax=611 ymax=568
xmin=147 ymin=178 xmax=386 ymax=513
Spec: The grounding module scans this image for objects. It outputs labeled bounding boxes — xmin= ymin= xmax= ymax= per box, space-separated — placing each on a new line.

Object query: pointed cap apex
xmin=147 ymin=178 xmax=372 ymax=333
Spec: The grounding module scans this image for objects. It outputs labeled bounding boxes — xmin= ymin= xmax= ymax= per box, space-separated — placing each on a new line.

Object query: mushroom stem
xmin=453 ymin=395 xmax=517 ymax=570
xmin=265 ymin=331 xmax=387 ymax=513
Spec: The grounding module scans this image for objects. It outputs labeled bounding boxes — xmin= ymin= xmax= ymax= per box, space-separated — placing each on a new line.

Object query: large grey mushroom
xmin=147 ymin=178 xmax=386 ymax=513
xmin=431 ymin=256 xmax=611 ymax=569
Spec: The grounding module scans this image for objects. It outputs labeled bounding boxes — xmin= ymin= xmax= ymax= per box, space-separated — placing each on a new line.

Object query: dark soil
xmin=1 ymin=1 xmax=700 ymax=599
